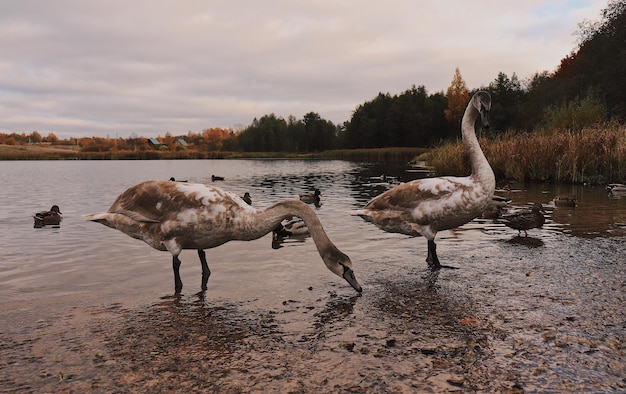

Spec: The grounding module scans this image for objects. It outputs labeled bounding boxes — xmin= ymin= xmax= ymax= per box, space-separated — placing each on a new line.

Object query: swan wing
xmin=365 ymin=177 xmax=462 ymax=213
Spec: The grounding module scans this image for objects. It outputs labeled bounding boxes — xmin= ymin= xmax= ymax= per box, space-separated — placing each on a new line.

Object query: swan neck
xmin=260 ymin=200 xmax=334 ymax=253
xmin=461 ymin=101 xmax=494 ymax=185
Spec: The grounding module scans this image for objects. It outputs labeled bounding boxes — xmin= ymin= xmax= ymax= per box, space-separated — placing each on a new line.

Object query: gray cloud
xmin=0 ymin=0 xmax=607 ymax=138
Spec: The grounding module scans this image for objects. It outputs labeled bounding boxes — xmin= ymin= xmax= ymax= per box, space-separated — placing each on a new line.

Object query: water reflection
xmin=348 ymin=160 xmax=626 ymax=238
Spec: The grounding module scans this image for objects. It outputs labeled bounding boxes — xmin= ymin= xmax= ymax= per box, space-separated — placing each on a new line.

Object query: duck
xmin=83 ymin=181 xmax=361 ymax=294
xmin=241 ymin=192 xmax=252 ymax=205
xmin=273 ymin=217 xmax=310 ymax=239
xmin=169 ymin=177 xmax=188 ymax=182
xmin=491 ymin=195 xmax=511 ymax=207
xmin=211 ymin=175 xmax=225 ymax=181
xmin=34 ymin=205 xmax=63 ymax=228
xmin=607 ymin=183 xmax=626 ymax=197
xmin=359 ymin=91 xmax=495 ymax=269
xmin=299 ymin=189 xmax=322 ymax=205
xmin=499 ymin=203 xmax=546 ymax=237
xmin=553 ymin=195 xmax=577 ymax=207
xmin=481 ymin=195 xmax=511 ymax=219
xmin=481 ymin=204 xmax=503 ymax=220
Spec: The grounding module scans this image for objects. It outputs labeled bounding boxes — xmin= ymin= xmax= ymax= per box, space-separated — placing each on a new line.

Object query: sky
xmin=0 ymin=0 xmax=609 ymax=139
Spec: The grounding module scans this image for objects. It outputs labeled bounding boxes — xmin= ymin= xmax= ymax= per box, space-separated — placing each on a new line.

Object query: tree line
xmin=2 ymin=1 xmax=624 ymax=155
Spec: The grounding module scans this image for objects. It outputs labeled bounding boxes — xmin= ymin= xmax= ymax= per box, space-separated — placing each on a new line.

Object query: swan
xmin=34 ymin=205 xmax=62 ymax=228
xmin=499 ymin=203 xmax=546 ymax=237
xmin=300 ymin=189 xmax=322 ymax=205
xmin=359 ymin=91 xmax=495 ymax=269
xmin=83 ymin=181 xmax=361 ymax=293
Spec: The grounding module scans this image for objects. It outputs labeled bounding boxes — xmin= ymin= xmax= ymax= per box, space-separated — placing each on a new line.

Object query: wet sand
xmin=0 ymin=234 xmax=626 ymax=393
xmin=1 ymin=277 xmax=494 ymax=393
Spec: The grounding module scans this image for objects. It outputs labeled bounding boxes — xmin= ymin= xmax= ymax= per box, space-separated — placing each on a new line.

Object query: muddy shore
xmin=3 ymin=249 xmax=624 ymax=394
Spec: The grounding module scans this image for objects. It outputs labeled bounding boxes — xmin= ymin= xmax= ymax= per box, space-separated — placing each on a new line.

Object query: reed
xmin=421 ymin=123 xmax=626 ymax=184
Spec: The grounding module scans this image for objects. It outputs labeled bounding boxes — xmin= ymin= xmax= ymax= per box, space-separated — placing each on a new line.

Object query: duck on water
xmin=84 ymin=181 xmax=362 ymax=294
xmin=359 ymin=91 xmax=496 ymax=269
xmin=34 ymin=205 xmax=63 ymax=228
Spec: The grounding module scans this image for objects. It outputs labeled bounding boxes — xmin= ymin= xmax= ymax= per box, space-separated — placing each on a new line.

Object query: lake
xmin=0 ymin=159 xmax=624 ymax=392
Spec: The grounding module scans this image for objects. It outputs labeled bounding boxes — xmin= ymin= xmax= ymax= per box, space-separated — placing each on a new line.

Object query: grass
xmin=0 ymin=144 xmax=427 ymax=162
xmin=421 ymin=123 xmax=626 ymax=184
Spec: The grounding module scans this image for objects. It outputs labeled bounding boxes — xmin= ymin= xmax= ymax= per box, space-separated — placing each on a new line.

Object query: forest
xmin=1 ymin=0 xmax=624 ymax=159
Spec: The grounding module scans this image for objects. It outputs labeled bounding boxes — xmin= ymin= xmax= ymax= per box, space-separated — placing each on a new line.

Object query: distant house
xmin=148 ymin=138 xmax=161 ymax=146
xmin=176 ymin=138 xmax=188 ymax=147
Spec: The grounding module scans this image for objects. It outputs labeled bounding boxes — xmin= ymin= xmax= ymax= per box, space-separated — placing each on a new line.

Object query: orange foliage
xmin=444 ymin=67 xmax=470 ymax=124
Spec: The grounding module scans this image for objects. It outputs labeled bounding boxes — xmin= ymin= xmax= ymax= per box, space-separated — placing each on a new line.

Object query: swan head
xmin=323 ymin=249 xmax=362 ymax=293
xmin=473 ymin=91 xmax=491 ymax=129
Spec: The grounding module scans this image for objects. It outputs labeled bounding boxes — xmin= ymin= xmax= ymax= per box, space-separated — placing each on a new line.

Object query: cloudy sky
xmin=0 ymin=1 xmax=608 ymax=139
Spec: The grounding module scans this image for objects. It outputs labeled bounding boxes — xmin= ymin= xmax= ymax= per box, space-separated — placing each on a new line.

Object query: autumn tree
xmin=444 ymin=68 xmax=469 ymax=132
xmin=202 ymin=128 xmax=232 ymax=150
xmin=44 ymin=132 xmax=59 ymax=143
xmin=29 ymin=131 xmax=42 ymax=143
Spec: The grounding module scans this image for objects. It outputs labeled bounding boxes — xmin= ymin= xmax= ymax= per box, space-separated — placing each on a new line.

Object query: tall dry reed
xmin=422 ymin=123 xmax=626 ymax=184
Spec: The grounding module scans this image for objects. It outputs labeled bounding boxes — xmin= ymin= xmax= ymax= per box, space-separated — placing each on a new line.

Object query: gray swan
xmin=359 ymin=91 xmax=495 ymax=269
xmin=84 ymin=181 xmax=362 ymax=293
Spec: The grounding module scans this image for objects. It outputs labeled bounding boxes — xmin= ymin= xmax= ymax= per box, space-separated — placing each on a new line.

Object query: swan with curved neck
xmin=84 ymin=181 xmax=362 ymax=293
xmin=359 ymin=91 xmax=495 ymax=268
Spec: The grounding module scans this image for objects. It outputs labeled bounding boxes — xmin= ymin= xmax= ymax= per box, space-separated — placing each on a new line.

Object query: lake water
xmin=0 ymin=159 xmax=624 ymax=392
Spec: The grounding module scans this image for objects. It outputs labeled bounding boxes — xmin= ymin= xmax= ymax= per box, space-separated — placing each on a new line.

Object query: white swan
xmin=359 ymin=91 xmax=495 ymax=269
xmin=84 ymin=181 xmax=362 ymax=293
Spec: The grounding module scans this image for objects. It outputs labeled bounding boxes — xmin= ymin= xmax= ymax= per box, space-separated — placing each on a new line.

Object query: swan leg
xmin=426 ymin=239 xmax=458 ymax=270
xmin=426 ymin=240 xmax=441 ymax=269
xmin=198 ymin=249 xmax=211 ymax=290
xmin=173 ymin=255 xmax=183 ymax=293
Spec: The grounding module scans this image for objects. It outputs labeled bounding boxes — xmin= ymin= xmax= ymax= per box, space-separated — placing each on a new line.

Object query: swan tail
xmin=83 ymin=212 xmax=110 ymax=222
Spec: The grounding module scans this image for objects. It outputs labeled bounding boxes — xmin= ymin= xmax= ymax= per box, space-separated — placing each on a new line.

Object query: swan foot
xmin=198 ymin=249 xmax=211 ymax=291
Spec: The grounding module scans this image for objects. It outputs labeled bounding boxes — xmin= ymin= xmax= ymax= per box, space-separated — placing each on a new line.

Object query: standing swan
xmin=84 ymin=181 xmax=362 ymax=293
xmin=359 ymin=91 xmax=495 ymax=269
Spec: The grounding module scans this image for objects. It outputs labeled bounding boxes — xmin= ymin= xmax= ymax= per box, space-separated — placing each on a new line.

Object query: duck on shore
xmin=499 ymin=203 xmax=546 ymax=237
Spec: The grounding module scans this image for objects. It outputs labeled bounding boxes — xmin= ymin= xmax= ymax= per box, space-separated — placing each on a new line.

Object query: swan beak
xmin=342 ymin=267 xmax=363 ymax=293
xmin=480 ymin=107 xmax=490 ymax=129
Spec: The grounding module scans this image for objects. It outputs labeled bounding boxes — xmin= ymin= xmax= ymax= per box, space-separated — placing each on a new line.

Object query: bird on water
xmin=359 ymin=91 xmax=496 ymax=269
xmin=300 ymin=189 xmax=322 ymax=205
xmin=34 ymin=205 xmax=63 ymax=228
xmin=84 ymin=181 xmax=361 ymax=293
